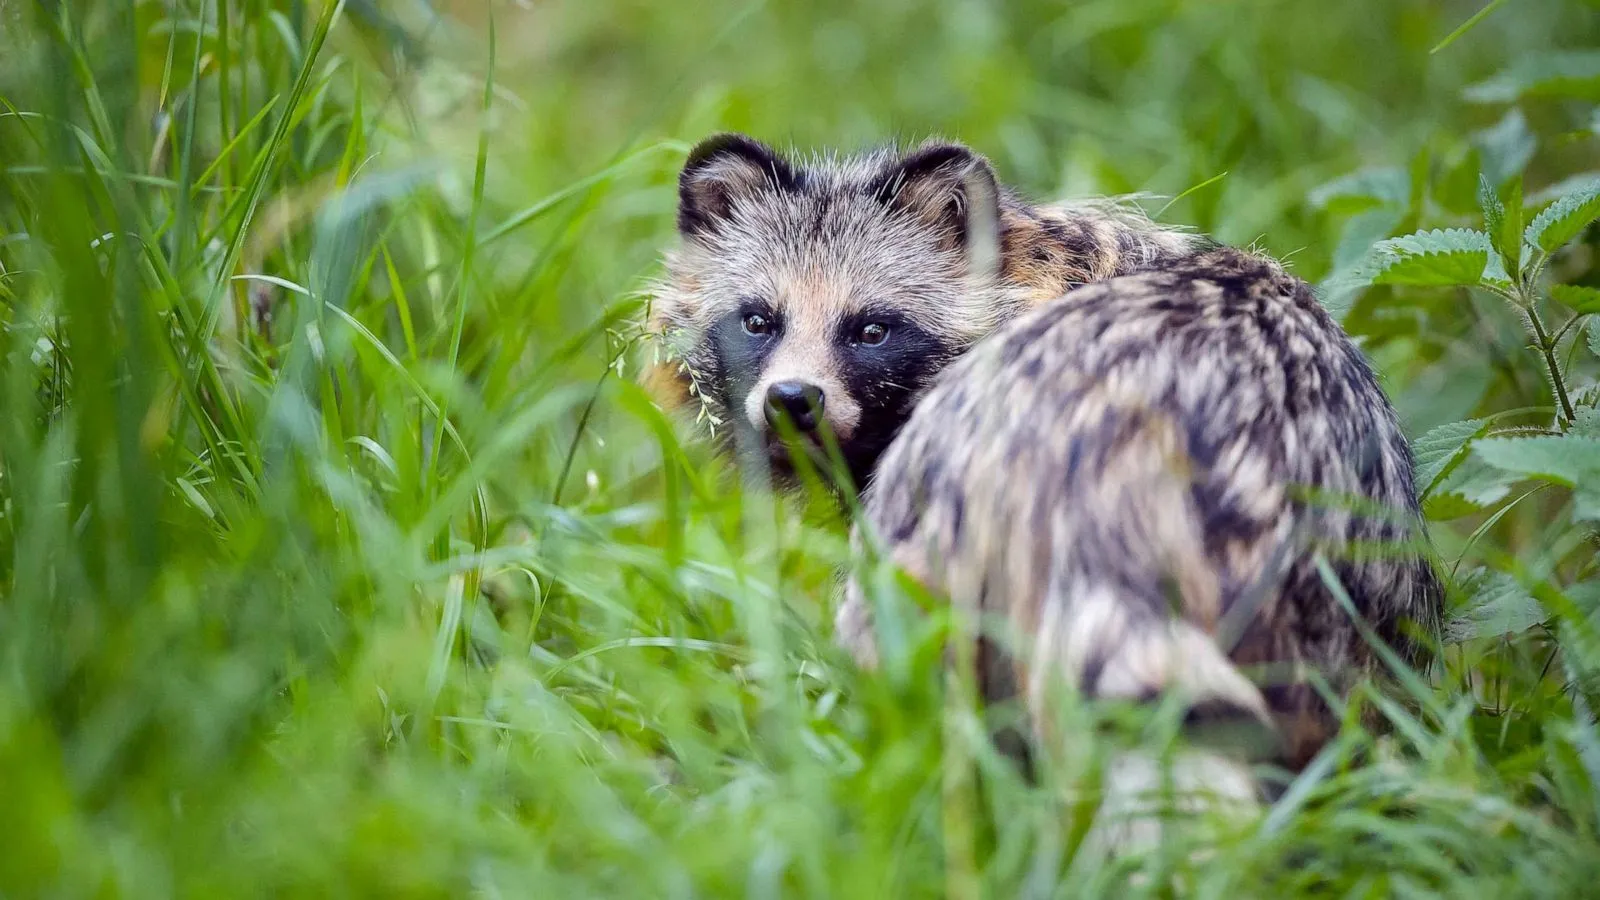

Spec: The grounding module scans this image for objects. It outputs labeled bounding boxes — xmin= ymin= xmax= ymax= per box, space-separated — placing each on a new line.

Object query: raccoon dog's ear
xmin=869 ymin=141 xmax=1001 ymax=252
xmin=677 ymin=133 xmax=801 ymax=238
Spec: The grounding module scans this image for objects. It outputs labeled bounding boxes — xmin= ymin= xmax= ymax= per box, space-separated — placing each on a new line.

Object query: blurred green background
xmin=2 ymin=0 xmax=1600 ymax=896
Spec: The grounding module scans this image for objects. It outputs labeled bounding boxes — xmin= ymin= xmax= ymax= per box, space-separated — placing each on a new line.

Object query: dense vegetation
xmin=3 ymin=0 xmax=1600 ymax=895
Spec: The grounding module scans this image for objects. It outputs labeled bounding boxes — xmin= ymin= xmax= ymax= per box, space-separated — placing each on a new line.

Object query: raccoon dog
xmin=642 ymin=133 xmax=1206 ymax=492
xmin=835 ymin=245 xmax=1442 ymax=851
xmin=642 ymin=132 xmax=1441 ymax=851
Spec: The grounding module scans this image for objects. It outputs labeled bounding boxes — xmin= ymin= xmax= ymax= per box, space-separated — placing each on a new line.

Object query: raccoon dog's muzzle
xmin=742 ymin=346 xmax=862 ymax=474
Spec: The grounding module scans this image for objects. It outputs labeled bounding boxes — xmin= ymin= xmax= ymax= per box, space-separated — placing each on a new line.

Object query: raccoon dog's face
xmin=651 ymin=133 xmax=1016 ymax=491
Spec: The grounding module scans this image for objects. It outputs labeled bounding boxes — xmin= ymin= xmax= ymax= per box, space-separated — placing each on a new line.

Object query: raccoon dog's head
xmin=647 ymin=133 xmax=1027 ymax=491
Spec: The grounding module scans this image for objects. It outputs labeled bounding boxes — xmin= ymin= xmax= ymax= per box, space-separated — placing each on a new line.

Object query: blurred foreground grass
xmin=3 ymin=0 xmax=1600 ymax=896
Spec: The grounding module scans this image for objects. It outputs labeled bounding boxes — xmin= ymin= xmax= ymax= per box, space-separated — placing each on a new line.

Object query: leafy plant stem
xmin=1501 ymin=263 xmax=1578 ymax=426
xmin=1523 ymin=300 xmax=1577 ymax=425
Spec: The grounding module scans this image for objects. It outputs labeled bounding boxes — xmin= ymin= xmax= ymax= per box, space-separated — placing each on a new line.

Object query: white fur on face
xmin=739 ymin=333 xmax=862 ymax=441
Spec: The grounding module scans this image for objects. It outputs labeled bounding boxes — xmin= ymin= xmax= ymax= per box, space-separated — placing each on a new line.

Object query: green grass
xmin=2 ymin=0 xmax=1600 ymax=896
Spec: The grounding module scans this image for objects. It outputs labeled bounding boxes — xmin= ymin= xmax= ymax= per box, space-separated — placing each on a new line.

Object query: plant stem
xmin=1552 ymin=312 xmax=1589 ymax=349
xmin=1512 ymin=256 xmax=1576 ymax=426
xmin=1524 ymin=304 xmax=1577 ymax=424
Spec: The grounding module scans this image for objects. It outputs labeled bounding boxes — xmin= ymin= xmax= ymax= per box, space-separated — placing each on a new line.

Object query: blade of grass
xmin=1430 ymin=0 xmax=1508 ymax=55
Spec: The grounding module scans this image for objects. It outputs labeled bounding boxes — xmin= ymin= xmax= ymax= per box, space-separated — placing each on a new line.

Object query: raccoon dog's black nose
xmin=764 ymin=381 xmax=825 ymax=432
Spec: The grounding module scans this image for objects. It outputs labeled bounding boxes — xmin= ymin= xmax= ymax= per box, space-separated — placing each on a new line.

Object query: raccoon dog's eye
xmin=742 ymin=313 xmax=772 ymax=336
xmin=857 ymin=322 xmax=889 ymax=346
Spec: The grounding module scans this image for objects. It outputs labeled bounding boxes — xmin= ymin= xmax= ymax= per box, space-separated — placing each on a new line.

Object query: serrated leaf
xmin=1553 ymin=284 xmax=1600 ymax=315
xmin=1474 ymin=435 xmax=1600 ymax=482
xmin=1413 ymin=417 xmax=1490 ymax=495
xmin=1473 ymin=435 xmax=1600 ymax=520
xmin=1465 ymin=50 xmax=1600 ymax=103
xmin=1525 ymin=183 xmax=1600 ymax=253
xmin=1494 ymin=176 xmax=1524 ymax=278
xmin=1591 ymin=318 xmax=1600 ymax=360
xmin=1367 ymin=228 xmax=1492 ymax=287
xmin=1480 ymin=251 xmax=1512 ymax=290
xmin=1424 ymin=491 xmax=1489 ymax=521
xmin=1425 ymin=453 xmax=1518 ymax=520
xmin=1480 ymin=174 xmax=1506 ymax=240
xmin=1447 ymin=568 xmax=1547 ymax=642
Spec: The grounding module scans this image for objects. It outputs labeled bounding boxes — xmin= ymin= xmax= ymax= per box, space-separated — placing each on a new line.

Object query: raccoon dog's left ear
xmin=869 ymin=141 xmax=1001 ymax=253
xmin=677 ymin=132 xmax=802 ymax=238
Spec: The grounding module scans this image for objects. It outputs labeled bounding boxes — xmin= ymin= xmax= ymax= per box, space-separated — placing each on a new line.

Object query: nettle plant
xmin=1311 ymin=58 xmax=1600 ymax=765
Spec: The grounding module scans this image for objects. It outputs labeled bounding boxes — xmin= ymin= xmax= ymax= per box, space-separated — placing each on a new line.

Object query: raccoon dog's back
xmin=838 ymin=246 xmax=1441 ymax=786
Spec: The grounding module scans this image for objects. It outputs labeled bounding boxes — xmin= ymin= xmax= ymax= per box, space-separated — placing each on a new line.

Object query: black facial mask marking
xmin=834 ymin=311 xmax=959 ymax=489
xmin=702 ymin=302 xmax=960 ymax=491
xmin=706 ymin=299 xmax=782 ymax=419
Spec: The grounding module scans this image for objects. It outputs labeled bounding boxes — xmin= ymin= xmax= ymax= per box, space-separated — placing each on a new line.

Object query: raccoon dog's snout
xmin=764 ymin=381 xmax=825 ymax=432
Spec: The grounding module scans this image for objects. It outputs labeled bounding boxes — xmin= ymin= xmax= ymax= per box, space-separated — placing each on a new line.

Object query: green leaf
xmin=1424 ymin=453 xmax=1518 ymax=520
xmin=1474 ymin=435 xmax=1600 ymax=520
xmin=1424 ymin=491 xmax=1493 ymax=521
xmin=1474 ymin=110 xmax=1536 ymax=188
xmin=1413 ymin=417 xmax=1490 ymax=495
xmin=1447 ymin=568 xmax=1547 ymax=642
xmin=1591 ymin=318 xmax=1600 ymax=361
xmin=1407 ymin=145 xmax=1431 ymax=219
xmin=1480 ymin=250 xmax=1512 ymax=289
xmin=1479 ymin=174 xmax=1524 ymax=279
xmin=1474 ymin=435 xmax=1600 ymax=482
xmin=1437 ymin=147 xmax=1486 ymax=217
xmin=1366 ymin=228 xmax=1493 ymax=287
xmin=1525 ymin=182 xmax=1600 ymax=253
xmin=1308 ymin=167 xmax=1409 ymax=214
xmin=1479 ymin=174 xmax=1505 ymax=241
xmin=1572 ymin=407 xmax=1600 ymax=439
xmin=1465 ymin=50 xmax=1600 ymax=103
xmin=1316 ymin=207 xmax=1407 ymax=319
xmin=1552 ymin=284 xmax=1600 ymax=315
xmin=1333 ymin=207 xmax=1405 ymax=270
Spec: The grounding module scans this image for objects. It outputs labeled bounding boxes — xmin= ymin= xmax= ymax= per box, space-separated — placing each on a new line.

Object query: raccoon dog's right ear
xmin=869 ymin=141 xmax=1001 ymax=254
xmin=677 ymin=133 xmax=801 ymax=238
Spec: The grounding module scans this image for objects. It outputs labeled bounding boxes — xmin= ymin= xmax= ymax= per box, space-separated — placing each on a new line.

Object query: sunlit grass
xmin=2 ymin=1 xmax=1598 ymax=896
